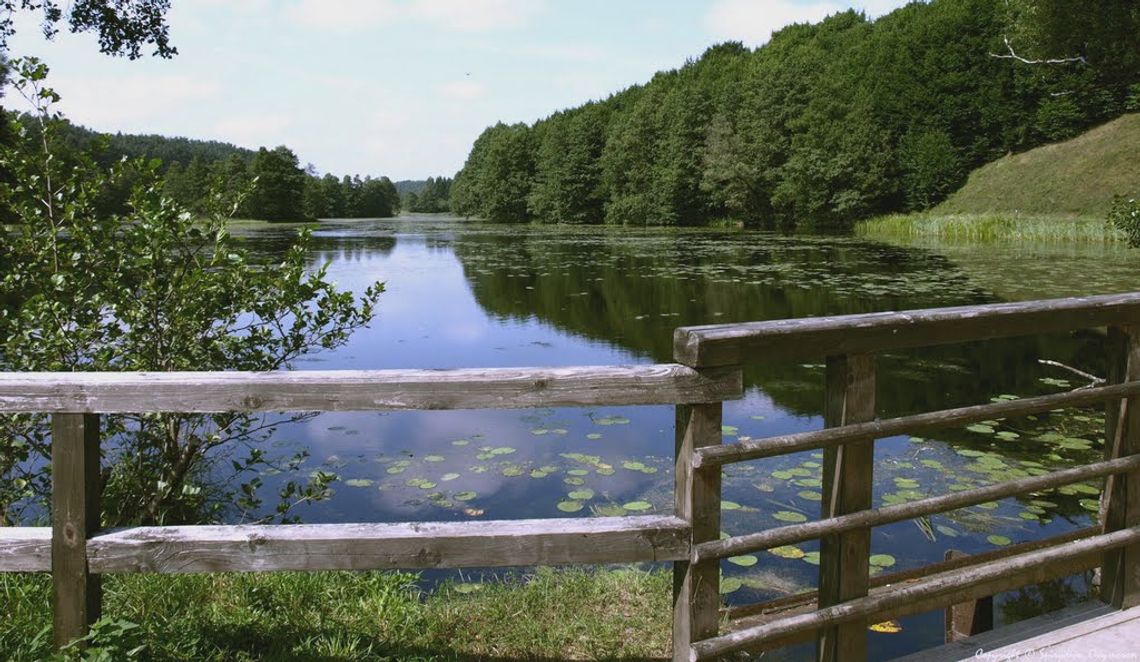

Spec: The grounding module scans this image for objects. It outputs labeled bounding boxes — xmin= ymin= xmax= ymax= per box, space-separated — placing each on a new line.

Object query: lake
xmin=236 ymin=215 xmax=1140 ymax=659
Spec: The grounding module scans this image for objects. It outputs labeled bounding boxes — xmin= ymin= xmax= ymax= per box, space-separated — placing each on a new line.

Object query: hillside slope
xmin=936 ymin=113 xmax=1140 ymax=217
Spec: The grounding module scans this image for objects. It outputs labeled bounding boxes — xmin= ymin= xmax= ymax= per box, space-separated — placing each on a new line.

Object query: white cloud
xmin=437 ymin=79 xmax=487 ymax=101
xmin=284 ymin=0 xmax=400 ymax=31
xmin=50 ymin=74 xmax=222 ymax=128
xmin=705 ymin=0 xmax=844 ymax=47
xmin=212 ymin=113 xmax=294 ymax=148
xmin=408 ymin=0 xmax=545 ymax=32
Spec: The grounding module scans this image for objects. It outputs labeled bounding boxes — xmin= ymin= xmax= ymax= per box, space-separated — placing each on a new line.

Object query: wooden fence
xmin=1 ymin=292 xmax=1139 ymax=661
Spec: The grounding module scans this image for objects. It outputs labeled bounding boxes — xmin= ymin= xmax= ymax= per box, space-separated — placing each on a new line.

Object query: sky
xmin=6 ymin=0 xmax=910 ymax=181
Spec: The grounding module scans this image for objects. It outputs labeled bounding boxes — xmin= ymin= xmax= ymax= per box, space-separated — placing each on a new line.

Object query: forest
xmin=450 ymin=0 xmax=1140 ymax=230
xmin=7 ymin=116 xmax=401 ymax=222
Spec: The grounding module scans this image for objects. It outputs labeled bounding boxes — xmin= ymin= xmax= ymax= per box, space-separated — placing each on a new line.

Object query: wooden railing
xmin=671 ymin=292 xmax=1140 ymax=661
xmin=0 ymin=292 xmax=1138 ymax=660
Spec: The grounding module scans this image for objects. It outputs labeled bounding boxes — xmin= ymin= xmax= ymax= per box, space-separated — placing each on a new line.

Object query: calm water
xmin=235 ymin=216 xmax=1140 ymax=659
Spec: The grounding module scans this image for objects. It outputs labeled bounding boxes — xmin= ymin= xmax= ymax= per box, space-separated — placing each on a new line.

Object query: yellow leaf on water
xmin=868 ymin=620 xmax=902 ymax=634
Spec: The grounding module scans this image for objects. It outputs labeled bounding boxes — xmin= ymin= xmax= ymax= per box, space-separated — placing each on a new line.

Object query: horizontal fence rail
xmin=0 ymin=365 xmax=743 ymax=413
xmin=674 ymin=291 xmax=1140 ymax=367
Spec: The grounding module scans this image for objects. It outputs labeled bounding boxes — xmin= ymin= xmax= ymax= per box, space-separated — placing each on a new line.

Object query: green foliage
xmin=0 ymin=60 xmax=383 ymax=525
xmin=0 ymin=0 xmax=175 ymax=59
xmin=400 ymin=176 xmax=451 ymax=213
xmin=1107 ymin=195 xmax=1140 ymax=247
xmin=452 ymin=0 xmax=1140 ymax=230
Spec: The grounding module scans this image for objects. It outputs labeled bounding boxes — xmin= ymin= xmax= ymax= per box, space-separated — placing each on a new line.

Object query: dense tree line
xmin=402 ymin=176 xmax=452 ymax=213
xmin=453 ymin=0 xmax=1140 ymax=230
xmin=8 ymin=114 xmax=399 ymax=221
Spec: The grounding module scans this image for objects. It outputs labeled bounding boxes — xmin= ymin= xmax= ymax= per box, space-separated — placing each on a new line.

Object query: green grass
xmin=855 ymin=212 xmax=1124 ymax=243
xmin=858 ymin=114 xmax=1140 ymax=244
xmin=936 ymin=113 xmax=1140 ymax=218
xmin=0 ymin=568 xmax=673 ymax=661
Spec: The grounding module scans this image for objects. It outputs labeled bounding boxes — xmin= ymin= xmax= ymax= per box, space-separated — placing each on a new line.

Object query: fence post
xmin=52 ymin=413 xmax=102 ymax=650
xmin=673 ymin=402 xmax=722 ymax=662
xmin=817 ymin=354 xmax=876 ymax=662
xmin=1102 ymin=326 xmax=1140 ymax=609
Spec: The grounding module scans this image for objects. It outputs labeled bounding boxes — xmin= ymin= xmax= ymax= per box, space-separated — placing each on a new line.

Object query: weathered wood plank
xmin=817 ymin=354 xmax=875 ymax=662
xmin=674 ymin=292 xmax=1140 ymax=367
xmin=0 ymin=365 xmax=742 ymax=413
xmin=52 ymin=413 xmax=101 ymax=650
xmin=690 ymin=525 xmax=1140 ymax=661
xmin=0 ymin=527 xmax=52 ymax=572
xmin=694 ymin=455 xmax=1140 ymax=563
xmin=87 ymin=516 xmax=690 ymax=573
xmin=695 ymin=380 xmax=1140 ymax=468
xmin=673 ymin=403 xmax=722 ymax=662
xmin=1102 ymin=326 xmax=1140 ymax=609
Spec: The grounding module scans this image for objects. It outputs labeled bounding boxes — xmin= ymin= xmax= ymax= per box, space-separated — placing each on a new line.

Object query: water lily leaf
xmin=774 ymin=511 xmax=808 ymax=523
xmin=451 ymin=439 xmax=470 ymax=446
xmin=453 ymin=583 xmax=482 ymax=594
xmin=586 ymin=433 xmax=602 ymax=440
xmin=966 ymin=424 xmax=995 ymax=434
xmin=530 ymin=470 xmax=549 ymax=479
xmin=721 ymin=501 xmax=742 ymax=511
xmin=935 ymin=525 xmax=959 ymax=537
xmin=557 ymin=500 xmax=583 ymax=513
xmin=490 ymin=447 xmax=517 ymax=456
xmin=770 ymin=545 xmax=805 ymax=559
xmin=728 ymin=555 xmax=758 ymax=567
xmin=802 ymin=551 xmax=821 ymax=565
xmin=454 ymin=491 xmax=477 ymax=501
xmin=441 ymin=473 xmax=461 ymax=482
xmin=798 ymin=490 xmax=823 ymax=501
xmin=869 ymin=554 xmax=896 ymax=568
xmin=530 ymin=428 xmax=549 ymax=436
xmin=1079 ymin=498 xmax=1100 ymax=512
xmin=868 ymin=620 xmax=902 ymax=634
xmin=721 ymin=425 xmax=739 ymax=435
xmin=956 ymin=449 xmax=986 ymax=457
xmin=772 ymin=470 xmax=794 ymax=480
xmin=719 ymin=578 xmax=743 ymax=594
xmin=987 ymin=535 xmax=1011 ymax=546
xmin=623 ymin=501 xmax=652 ymax=511
xmin=567 ymin=469 xmax=590 ymax=476
xmin=622 ymin=461 xmax=647 ymax=471
xmin=594 ymin=416 xmax=630 ymax=426
xmin=568 ymin=488 xmax=595 ymax=500
xmin=564 ymin=477 xmax=585 ymax=486
xmin=344 ymin=479 xmax=374 ymax=488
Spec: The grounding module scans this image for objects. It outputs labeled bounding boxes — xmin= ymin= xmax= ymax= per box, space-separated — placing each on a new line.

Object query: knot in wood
xmin=62 ymin=522 xmax=79 ymax=546
xmin=246 ymin=532 xmax=268 ymax=552
xmin=532 ymin=378 xmax=549 ymax=390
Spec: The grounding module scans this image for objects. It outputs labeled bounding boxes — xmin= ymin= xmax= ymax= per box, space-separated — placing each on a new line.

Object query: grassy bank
xmin=855 ymin=213 xmax=1123 ymax=243
xmin=1 ymin=568 xmax=671 ymax=661
xmin=857 ymin=114 xmax=1139 ymax=244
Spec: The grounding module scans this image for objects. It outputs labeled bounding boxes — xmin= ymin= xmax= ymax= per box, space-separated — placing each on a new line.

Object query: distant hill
xmin=394 ymin=180 xmax=426 ymax=195
xmin=936 ymin=113 xmax=1140 ymax=217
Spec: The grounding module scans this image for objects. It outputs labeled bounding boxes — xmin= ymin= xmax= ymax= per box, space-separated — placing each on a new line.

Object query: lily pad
xmin=557 ymin=500 xmax=584 ymax=513
xmin=440 ymin=473 xmax=461 ymax=482
xmin=344 ymin=479 xmax=374 ymax=488
xmin=728 ymin=555 xmax=758 ymax=567
xmin=623 ymin=501 xmax=652 ymax=512
xmin=594 ymin=416 xmax=630 ymax=426
xmin=454 ymin=491 xmax=477 ymax=501
xmin=774 ymin=511 xmax=808 ymax=523
xmin=564 ymin=477 xmax=585 ymax=486
xmin=721 ymin=501 xmax=742 ymax=511
xmin=770 ymin=545 xmax=805 ymax=559
xmin=424 ymin=455 xmax=445 ymax=463
xmin=966 ymin=424 xmax=995 ymax=434
xmin=719 ymin=578 xmax=743 ymax=594
xmin=869 ymin=554 xmax=896 ymax=568
xmin=987 ymin=535 xmax=1011 ymax=546
xmin=802 ymin=551 xmax=821 ymax=565
xmin=798 ymin=490 xmax=823 ymax=501
xmin=568 ymin=488 xmax=595 ymax=500
xmin=586 ymin=433 xmax=602 ymax=440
